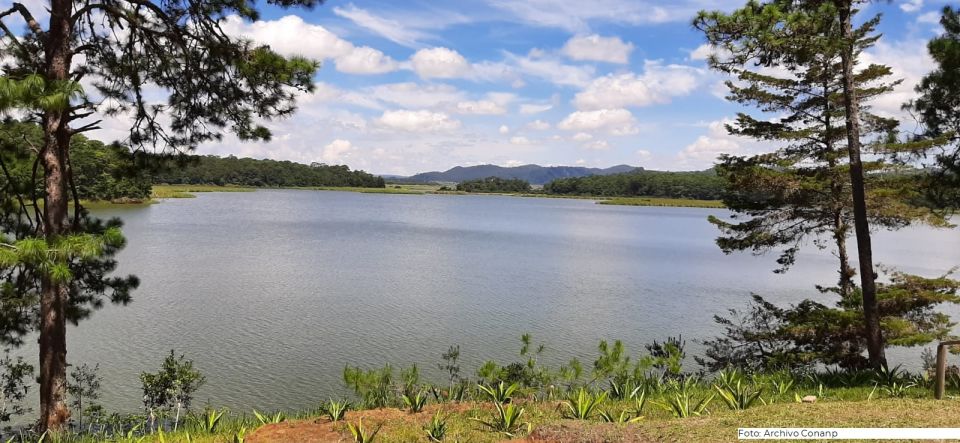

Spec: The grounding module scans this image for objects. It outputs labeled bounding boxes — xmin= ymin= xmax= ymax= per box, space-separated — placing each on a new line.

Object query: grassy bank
xmin=597 ymin=197 xmax=725 ymax=208
xmin=151 ymin=184 xmax=256 ymax=199
xmin=40 ymin=390 xmax=959 ymax=442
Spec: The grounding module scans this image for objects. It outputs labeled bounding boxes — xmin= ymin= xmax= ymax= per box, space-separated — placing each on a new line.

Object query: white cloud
xmin=333 ymin=4 xmax=430 ymax=47
xmin=520 ymin=103 xmax=553 ymax=114
xmin=900 ymin=0 xmax=923 ymax=12
xmin=859 ymin=39 xmax=935 ymax=121
xmin=455 ymin=100 xmax=507 ymax=115
xmin=321 ymin=139 xmax=356 ymax=163
xmin=636 ymin=149 xmax=651 ymax=159
xmin=334 ymin=47 xmax=399 ymax=74
xmin=573 ymin=61 xmax=702 ymax=110
xmin=676 ymin=119 xmax=769 ymax=169
xmin=367 ymin=83 xmax=464 ymax=109
xmin=917 ymin=11 xmax=941 ymax=25
xmin=526 ymin=120 xmax=551 ymax=130
xmin=410 ymin=47 xmax=471 ymax=79
xmin=562 ymin=34 xmax=634 ymax=64
xmin=584 ymin=140 xmax=610 ymax=150
xmin=557 ymin=108 xmax=639 ymax=135
xmin=507 ymin=51 xmax=596 ymax=87
xmin=377 ymin=110 xmax=461 ymax=132
xmin=572 ymin=132 xmax=593 ymax=142
xmin=499 ymin=125 xmax=510 ymax=134
xmin=510 ymin=136 xmax=533 ymax=145
xmin=222 ymin=15 xmax=397 ymax=75
xmin=488 ymin=0 xmax=691 ymax=32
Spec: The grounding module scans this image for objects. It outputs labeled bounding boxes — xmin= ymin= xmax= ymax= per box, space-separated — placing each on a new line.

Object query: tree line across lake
xmin=0 ymin=121 xmax=385 ymax=203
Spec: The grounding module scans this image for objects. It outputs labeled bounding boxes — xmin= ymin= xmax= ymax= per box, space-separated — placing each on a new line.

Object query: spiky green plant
xmin=770 ymin=377 xmax=794 ymax=396
xmin=881 ymin=381 xmax=916 ymax=398
xmin=321 ymin=399 xmax=350 ymax=422
xmin=476 ymin=381 xmax=519 ymax=404
xmin=874 ymin=365 xmax=907 ymax=387
xmin=192 ymin=408 xmax=225 ymax=434
xmin=715 ymin=368 xmax=744 ymax=390
xmin=561 ymin=388 xmax=607 ymax=420
xmin=658 ymin=392 xmax=714 ymax=418
xmin=471 ymin=402 xmax=530 ymax=437
xmin=347 ymin=418 xmax=382 ymax=443
xmin=252 ymin=409 xmax=285 ymax=425
xmin=598 ymin=409 xmax=643 ymax=424
xmin=714 ymin=380 xmax=763 ymax=410
xmin=424 ymin=410 xmax=449 ymax=442
xmin=402 ymin=389 xmax=428 ymax=413
xmin=233 ymin=427 xmax=246 ymax=443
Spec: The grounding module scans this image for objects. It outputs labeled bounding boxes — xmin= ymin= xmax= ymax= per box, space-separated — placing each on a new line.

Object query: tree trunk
xmin=37 ymin=0 xmax=74 ymax=432
xmin=837 ymin=0 xmax=886 ymax=369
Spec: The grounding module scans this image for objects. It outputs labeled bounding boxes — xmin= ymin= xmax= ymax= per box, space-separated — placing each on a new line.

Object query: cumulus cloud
xmin=455 ymin=100 xmax=508 ymax=115
xmin=584 ymin=140 xmax=610 ymax=150
xmin=510 ymin=136 xmax=533 ymax=145
xmin=572 ymin=132 xmax=593 ymax=142
xmin=499 ymin=125 xmax=510 ymax=134
xmin=507 ymin=51 xmax=596 ymax=87
xmin=676 ymin=119 xmax=769 ymax=169
xmin=334 ymin=47 xmax=399 ymax=74
xmin=520 ymin=103 xmax=553 ymax=114
xmin=410 ymin=47 xmax=471 ymax=79
xmin=321 ymin=139 xmax=356 ymax=163
xmin=900 ymin=0 xmax=923 ymax=12
xmin=573 ymin=61 xmax=702 ymax=110
xmin=366 ymin=83 xmax=464 ymax=109
xmin=222 ymin=15 xmax=397 ymax=75
xmin=562 ymin=34 xmax=634 ymax=64
xmin=526 ymin=120 xmax=551 ymax=130
xmin=377 ymin=110 xmax=461 ymax=132
xmin=557 ymin=109 xmax=639 ymax=135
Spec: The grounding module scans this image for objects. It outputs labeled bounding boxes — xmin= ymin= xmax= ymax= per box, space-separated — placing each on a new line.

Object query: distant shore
xmin=83 ymin=184 xmax=725 ymax=209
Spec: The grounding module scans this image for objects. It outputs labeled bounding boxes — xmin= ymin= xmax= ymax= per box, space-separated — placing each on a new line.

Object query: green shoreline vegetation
xmin=10 ymin=335 xmax=960 ymax=443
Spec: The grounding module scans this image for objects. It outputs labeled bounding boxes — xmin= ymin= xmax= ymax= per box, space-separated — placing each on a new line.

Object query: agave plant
xmin=561 ymin=388 xmax=607 ymax=420
xmin=402 ymin=389 xmax=429 ymax=413
xmin=608 ymin=379 xmax=643 ymax=400
xmin=873 ymin=364 xmax=907 ymax=387
xmin=770 ymin=377 xmax=794 ymax=397
xmin=715 ymin=369 xmax=744 ymax=390
xmin=253 ymin=409 xmax=286 ymax=425
xmin=193 ymin=408 xmax=225 ymax=434
xmin=714 ymin=380 xmax=763 ymax=410
xmin=598 ymin=409 xmax=643 ymax=424
xmin=424 ymin=409 xmax=449 ymax=442
xmin=477 ymin=381 xmax=519 ymax=404
xmin=881 ymin=381 xmax=916 ymax=398
xmin=321 ymin=399 xmax=350 ymax=422
xmin=471 ymin=402 xmax=530 ymax=437
xmin=347 ymin=418 xmax=382 ymax=443
xmin=657 ymin=392 xmax=714 ymax=418
xmin=233 ymin=428 xmax=246 ymax=443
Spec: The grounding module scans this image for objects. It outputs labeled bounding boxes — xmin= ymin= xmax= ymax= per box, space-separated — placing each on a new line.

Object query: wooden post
xmin=935 ymin=340 xmax=960 ymax=400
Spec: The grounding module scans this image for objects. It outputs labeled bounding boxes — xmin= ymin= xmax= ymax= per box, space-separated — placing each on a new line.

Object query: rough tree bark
xmin=836 ymin=0 xmax=886 ymax=369
xmin=37 ymin=0 xmax=74 ymax=431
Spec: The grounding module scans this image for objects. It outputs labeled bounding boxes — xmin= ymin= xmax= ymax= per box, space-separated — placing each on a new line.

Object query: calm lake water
xmin=14 ymin=190 xmax=960 ymax=413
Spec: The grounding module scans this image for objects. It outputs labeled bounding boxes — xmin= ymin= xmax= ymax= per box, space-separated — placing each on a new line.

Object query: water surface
xmin=17 ymin=190 xmax=960 ymax=413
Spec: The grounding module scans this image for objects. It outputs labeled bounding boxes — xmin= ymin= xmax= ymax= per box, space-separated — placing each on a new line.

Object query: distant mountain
xmin=395 ymin=164 xmax=641 ymax=185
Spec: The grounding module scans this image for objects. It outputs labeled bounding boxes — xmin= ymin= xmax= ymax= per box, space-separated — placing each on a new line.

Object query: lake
xmin=14 ymin=189 xmax=960 ymax=414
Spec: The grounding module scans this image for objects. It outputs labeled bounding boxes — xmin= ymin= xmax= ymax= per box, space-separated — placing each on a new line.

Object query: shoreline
xmin=99 ymin=184 xmax=724 ymax=209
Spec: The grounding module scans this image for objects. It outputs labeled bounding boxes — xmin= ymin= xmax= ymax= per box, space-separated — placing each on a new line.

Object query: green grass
xmin=151 ymin=184 xmax=255 ymax=199
xmin=598 ymin=196 xmax=725 ymax=208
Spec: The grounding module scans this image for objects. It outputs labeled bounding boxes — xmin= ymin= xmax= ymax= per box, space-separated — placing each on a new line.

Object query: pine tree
xmin=695 ymin=0 xmax=938 ymax=369
xmin=0 ymin=0 xmax=320 ymax=430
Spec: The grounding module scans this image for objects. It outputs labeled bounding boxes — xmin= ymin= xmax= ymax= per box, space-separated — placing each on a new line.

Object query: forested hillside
xmin=456 ymin=176 xmax=532 ymax=193
xmin=0 ymin=121 xmax=151 ymax=202
xmin=544 ymin=169 xmax=724 ymax=200
xmin=404 ymin=164 xmax=638 ymax=184
xmin=152 ymin=155 xmax=385 ymax=188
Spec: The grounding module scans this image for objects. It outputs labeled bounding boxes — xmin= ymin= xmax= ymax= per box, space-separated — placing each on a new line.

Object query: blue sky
xmin=111 ymin=0 xmax=953 ymax=174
